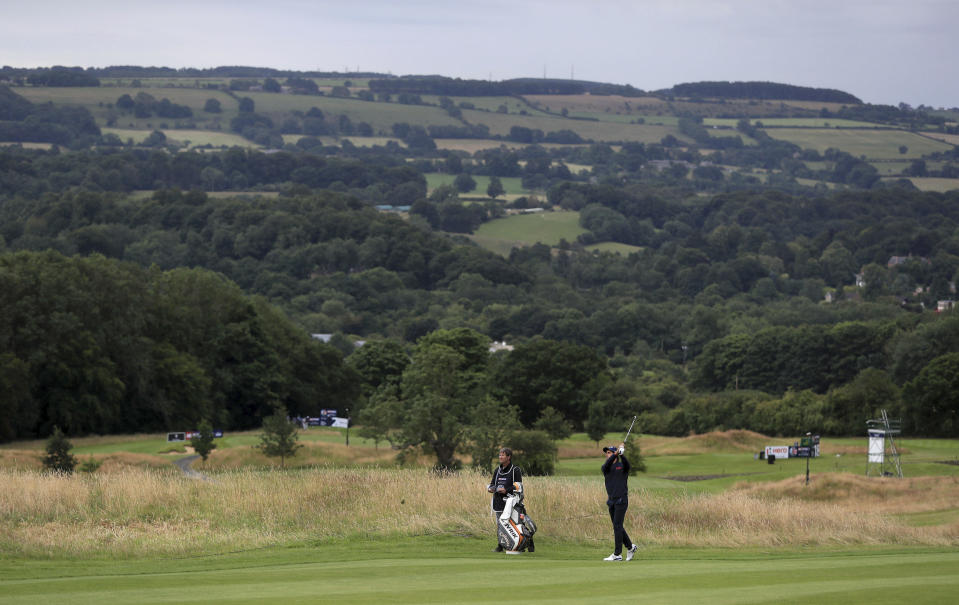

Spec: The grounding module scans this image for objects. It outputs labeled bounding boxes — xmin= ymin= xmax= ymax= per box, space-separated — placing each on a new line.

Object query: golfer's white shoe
xmin=626 ymin=544 xmax=638 ymax=561
xmin=603 ymin=553 xmax=622 ymax=561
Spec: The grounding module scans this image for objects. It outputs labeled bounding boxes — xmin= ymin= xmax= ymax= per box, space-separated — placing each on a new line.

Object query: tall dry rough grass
xmin=2 ymin=468 xmax=956 ymax=557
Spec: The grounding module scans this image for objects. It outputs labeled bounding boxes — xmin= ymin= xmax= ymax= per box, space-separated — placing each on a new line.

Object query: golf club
xmin=623 ymin=415 xmax=637 ymax=444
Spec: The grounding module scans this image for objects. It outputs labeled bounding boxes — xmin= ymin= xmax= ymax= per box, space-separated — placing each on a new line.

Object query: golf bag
xmin=497 ymin=493 xmax=537 ymax=552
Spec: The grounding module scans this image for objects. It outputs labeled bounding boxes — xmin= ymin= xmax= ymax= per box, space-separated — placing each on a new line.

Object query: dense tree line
xmin=0 ymin=146 xmax=424 ymax=198
xmin=22 ymin=68 xmax=101 ymax=87
xmin=666 ymin=81 xmax=861 ymax=104
xmin=0 ymin=86 xmax=101 ymax=146
xmin=0 ymin=250 xmax=358 ymax=442
xmin=368 ymin=76 xmax=644 ymax=97
xmin=3 ymin=142 xmax=959 ymax=441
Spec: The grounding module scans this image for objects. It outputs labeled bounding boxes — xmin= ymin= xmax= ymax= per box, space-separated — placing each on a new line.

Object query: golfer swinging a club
xmin=602 ymin=442 xmax=637 ymax=561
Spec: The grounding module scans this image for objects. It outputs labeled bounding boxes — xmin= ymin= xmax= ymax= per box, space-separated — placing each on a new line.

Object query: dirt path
xmin=173 ymin=455 xmax=213 ymax=481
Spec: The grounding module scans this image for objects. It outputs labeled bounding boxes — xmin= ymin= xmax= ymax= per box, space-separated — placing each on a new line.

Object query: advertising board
xmin=765 ymin=445 xmax=790 ymax=459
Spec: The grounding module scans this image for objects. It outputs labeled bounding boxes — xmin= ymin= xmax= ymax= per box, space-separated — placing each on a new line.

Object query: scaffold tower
xmin=866 ymin=409 xmax=902 ymax=478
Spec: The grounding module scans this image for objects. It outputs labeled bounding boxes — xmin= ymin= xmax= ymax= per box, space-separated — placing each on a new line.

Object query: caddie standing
xmin=487 ymin=447 xmax=523 ymax=552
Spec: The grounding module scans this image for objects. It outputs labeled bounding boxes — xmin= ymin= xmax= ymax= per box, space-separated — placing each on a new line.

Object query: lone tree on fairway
xmin=257 ymin=407 xmax=302 ymax=468
xmin=190 ymin=419 xmax=217 ymax=463
xmin=43 ymin=426 xmax=77 ymax=474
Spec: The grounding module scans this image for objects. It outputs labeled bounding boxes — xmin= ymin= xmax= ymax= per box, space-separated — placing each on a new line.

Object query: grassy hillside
xmin=766 ymin=128 xmax=953 ymax=159
xmin=470 ymin=210 xmax=587 ymax=255
xmin=5 ymin=78 xmax=957 ymax=191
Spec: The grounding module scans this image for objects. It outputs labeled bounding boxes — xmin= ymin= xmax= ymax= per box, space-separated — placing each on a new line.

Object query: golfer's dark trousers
xmin=608 ymin=500 xmax=633 ymax=555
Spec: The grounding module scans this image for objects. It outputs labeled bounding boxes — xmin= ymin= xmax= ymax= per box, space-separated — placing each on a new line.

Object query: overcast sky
xmin=3 ymin=0 xmax=957 ymax=108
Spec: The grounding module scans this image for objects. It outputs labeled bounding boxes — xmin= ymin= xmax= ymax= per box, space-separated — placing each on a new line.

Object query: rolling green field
xmin=765 ymin=128 xmax=953 ymax=160
xmin=10 ymin=84 xmax=953 ymax=168
xmin=425 ymin=172 xmax=528 ymax=197
xmin=705 ymin=118 xmax=881 ymax=129
xmin=460 ymin=107 xmax=684 ymax=143
xmin=103 ymin=127 xmax=257 ymax=148
xmin=470 ymin=210 xmax=587 ymax=255
xmin=901 ymin=177 xmax=959 ymax=192
xmin=17 ymin=86 xmax=239 ymax=130
xmin=246 ymin=91 xmax=462 ymax=134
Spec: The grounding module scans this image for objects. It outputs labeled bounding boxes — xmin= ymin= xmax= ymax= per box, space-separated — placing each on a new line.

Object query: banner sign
xmin=168 ymin=430 xmax=223 ymax=442
xmin=765 ymin=446 xmax=790 ymax=459
xmin=789 ymin=444 xmax=819 ymax=458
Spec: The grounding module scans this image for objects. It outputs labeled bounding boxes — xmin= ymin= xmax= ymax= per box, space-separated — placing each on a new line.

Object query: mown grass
xmin=2 ymin=538 xmax=957 ymax=605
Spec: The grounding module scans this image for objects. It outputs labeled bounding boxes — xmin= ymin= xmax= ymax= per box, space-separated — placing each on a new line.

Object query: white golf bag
xmin=496 ymin=493 xmax=537 ymax=553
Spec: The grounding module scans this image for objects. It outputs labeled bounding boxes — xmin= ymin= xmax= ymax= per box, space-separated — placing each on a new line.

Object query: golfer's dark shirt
xmin=602 ymin=454 xmax=631 ymax=503
xmin=489 ymin=463 xmax=522 ymax=512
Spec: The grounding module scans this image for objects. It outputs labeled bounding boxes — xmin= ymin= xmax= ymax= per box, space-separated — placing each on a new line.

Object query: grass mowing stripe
xmin=1 ymin=540 xmax=957 ymax=605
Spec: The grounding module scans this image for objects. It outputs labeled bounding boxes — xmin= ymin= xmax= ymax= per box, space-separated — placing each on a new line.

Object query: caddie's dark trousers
xmin=608 ymin=500 xmax=633 ymax=556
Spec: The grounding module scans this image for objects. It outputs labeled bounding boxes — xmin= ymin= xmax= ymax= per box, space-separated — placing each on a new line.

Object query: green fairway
xmin=1 ymin=538 xmax=957 ymax=605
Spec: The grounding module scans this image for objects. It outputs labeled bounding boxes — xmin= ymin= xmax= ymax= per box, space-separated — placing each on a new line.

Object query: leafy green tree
xmin=203 ymin=98 xmax=222 ymax=113
xmin=142 ymin=130 xmax=167 ymax=147
xmin=505 ymin=429 xmax=557 ymax=475
xmin=116 ymin=94 xmax=135 ymax=111
xmin=395 ymin=328 xmax=490 ymax=469
xmin=532 ymin=406 xmax=573 ymax=440
xmin=902 ymin=352 xmax=959 ymax=437
xmin=256 ymin=406 xmax=302 ymax=468
xmin=585 ymin=400 xmax=611 ymax=444
xmin=356 ymin=385 xmax=404 ymax=449
xmin=346 ymin=339 xmax=409 ymax=400
xmin=42 ymin=426 xmax=77 ymax=473
xmin=464 ymin=396 xmax=521 ymax=471
xmin=825 ymin=368 xmax=899 ymax=435
xmin=489 ymin=339 xmax=610 ymax=427
xmin=0 ymin=353 xmax=33 ymax=442
xmin=486 ymin=176 xmax=505 ymax=199
xmin=453 ymin=173 xmax=477 ymax=193
xmin=238 ymin=97 xmax=255 ymax=113
xmin=190 ymin=419 xmax=217 ymax=463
